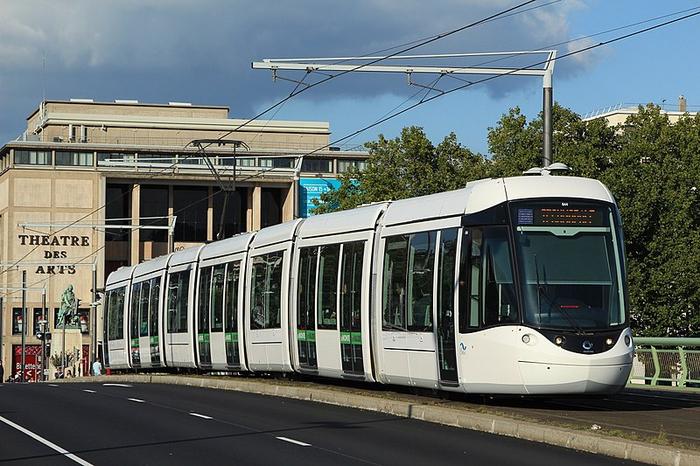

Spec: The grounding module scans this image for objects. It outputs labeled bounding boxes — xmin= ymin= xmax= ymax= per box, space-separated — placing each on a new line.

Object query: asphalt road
xmin=0 ymin=382 xmax=646 ymax=466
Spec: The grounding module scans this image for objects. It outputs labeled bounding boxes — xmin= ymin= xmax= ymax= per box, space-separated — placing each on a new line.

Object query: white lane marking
xmin=0 ymin=415 xmax=94 ymax=466
xmin=127 ymin=398 xmax=145 ymax=403
xmin=276 ymin=436 xmax=311 ymax=447
xmin=103 ymin=383 xmax=132 ymax=388
xmin=189 ymin=412 xmax=213 ymax=420
xmin=82 ymin=390 xmax=96 ymax=394
xmin=48 ymin=384 xmax=59 ymax=387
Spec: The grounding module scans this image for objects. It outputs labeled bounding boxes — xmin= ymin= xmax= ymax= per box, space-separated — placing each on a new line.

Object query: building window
xmin=55 ymin=151 xmax=94 ymax=166
xmin=98 ymin=152 xmax=134 ymax=164
xmin=14 ymin=150 xmax=51 ymax=165
xmin=138 ymin=153 xmax=175 ymax=165
xmin=12 ymin=308 xmax=24 ymax=335
xmin=259 ymin=157 xmax=294 ymax=169
xmin=33 ymin=308 xmax=48 ymax=335
xmin=301 ymin=158 xmax=333 ymax=173
xmin=338 ymin=159 xmax=367 ymax=173
xmin=178 ymin=153 xmax=204 ymax=165
xmin=236 ymin=158 xmax=256 ymax=167
xmin=140 ymin=185 xmax=169 ymax=242
xmin=173 ymin=186 xmax=208 ymax=242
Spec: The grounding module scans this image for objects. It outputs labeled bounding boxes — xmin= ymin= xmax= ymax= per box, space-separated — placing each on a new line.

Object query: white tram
xmin=104 ymin=175 xmax=635 ymax=395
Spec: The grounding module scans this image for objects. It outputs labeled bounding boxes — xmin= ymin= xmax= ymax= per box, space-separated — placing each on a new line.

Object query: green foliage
xmin=313 ymin=126 xmax=487 ymax=214
xmin=314 ymin=104 xmax=700 ymax=336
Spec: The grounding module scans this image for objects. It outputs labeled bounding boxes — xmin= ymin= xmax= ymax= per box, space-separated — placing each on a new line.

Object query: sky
xmin=1 ymin=0 xmax=699 ymax=156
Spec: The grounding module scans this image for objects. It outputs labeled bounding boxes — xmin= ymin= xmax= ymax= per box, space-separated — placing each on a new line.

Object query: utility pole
xmin=253 ymin=50 xmax=557 ymax=168
xmin=91 ymin=262 xmax=97 ymax=366
xmin=20 ymin=270 xmax=26 ymax=383
xmin=41 ymin=288 xmax=47 ymax=382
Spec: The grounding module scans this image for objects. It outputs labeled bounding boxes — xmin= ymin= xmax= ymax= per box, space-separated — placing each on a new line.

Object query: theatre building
xmin=0 ymin=99 xmax=367 ymax=381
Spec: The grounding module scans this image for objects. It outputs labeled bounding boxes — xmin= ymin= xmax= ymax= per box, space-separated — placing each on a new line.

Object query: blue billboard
xmin=299 ymin=178 xmax=341 ymax=217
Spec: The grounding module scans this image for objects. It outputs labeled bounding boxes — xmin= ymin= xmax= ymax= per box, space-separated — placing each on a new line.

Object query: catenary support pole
xmin=41 ymin=288 xmax=46 ymax=381
xmin=21 ymin=270 xmax=26 ymax=383
xmin=91 ymin=263 xmax=97 ymax=367
xmin=542 ymin=69 xmax=553 ymax=167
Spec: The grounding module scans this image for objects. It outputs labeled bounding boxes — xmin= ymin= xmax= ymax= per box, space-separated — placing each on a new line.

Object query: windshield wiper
xmin=533 ymin=254 xmax=585 ymax=335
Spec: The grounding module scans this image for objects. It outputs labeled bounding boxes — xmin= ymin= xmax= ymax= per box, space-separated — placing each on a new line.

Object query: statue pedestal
xmin=50 ymin=328 xmax=84 ymax=379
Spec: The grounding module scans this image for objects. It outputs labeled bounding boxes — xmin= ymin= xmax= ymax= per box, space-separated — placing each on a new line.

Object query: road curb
xmin=61 ymin=374 xmax=700 ymax=466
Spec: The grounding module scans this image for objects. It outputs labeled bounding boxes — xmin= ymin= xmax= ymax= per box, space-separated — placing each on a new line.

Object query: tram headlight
xmin=624 ymin=335 xmax=632 ymax=347
xmin=554 ymin=336 xmax=565 ymax=346
xmin=522 ymin=334 xmax=532 ymax=344
xmin=606 ymin=337 xmax=614 ymax=346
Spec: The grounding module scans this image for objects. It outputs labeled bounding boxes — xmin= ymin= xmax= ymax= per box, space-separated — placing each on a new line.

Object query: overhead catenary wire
xmin=281 ymin=8 xmax=700 ymax=161
xmin=4 ymin=3 xmax=697 ymax=277
xmin=0 ymin=0 xmax=546 ymax=277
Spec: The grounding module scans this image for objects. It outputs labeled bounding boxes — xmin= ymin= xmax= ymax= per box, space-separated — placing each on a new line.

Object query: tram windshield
xmin=511 ymin=202 xmax=626 ymax=331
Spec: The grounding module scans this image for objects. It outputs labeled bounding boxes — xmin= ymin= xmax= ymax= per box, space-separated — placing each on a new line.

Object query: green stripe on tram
xmin=340 ymin=332 xmax=362 ymax=345
xmin=297 ymin=330 xmax=316 ymax=342
xmin=150 ymin=336 xmax=159 ymax=345
xmin=198 ymin=333 xmax=210 ymax=343
xmin=225 ymin=332 xmax=238 ymax=343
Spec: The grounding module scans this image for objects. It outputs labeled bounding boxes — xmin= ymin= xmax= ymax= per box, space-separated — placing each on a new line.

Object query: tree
xmin=314 ymin=104 xmax=700 ymax=336
xmin=313 ymin=126 xmax=487 ymax=214
xmin=488 ymin=103 xmax=700 ymax=336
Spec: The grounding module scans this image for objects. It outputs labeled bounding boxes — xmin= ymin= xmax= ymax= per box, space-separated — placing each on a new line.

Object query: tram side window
xmin=383 ymin=235 xmax=409 ymax=330
xmin=298 ymin=247 xmax=319 ymax=330
xmin=407 ymin=231 xmax=436 ymax=332
xmin=211 ymin=265 xmax=225 ymax=332
xmin=340 ymin=241 xmax=364 ymax=332
xmin=139 ymin=280 xmax=151 ymax=337
xmin=130 ymin=282 xmax=141 ymax=339
xmin=382 ymin=231 xmax=436 ymax=332
xmin=167 ymin=270 xmax=190 ymax=333
xmin=149 ymin=277 xmax=160 ymax=336
xmin=107 ymin=287 xmax=125 ymax=340
xmin=459 ymin=228 xmax=519 ymax=332
xmin=318 ymin=245 xmax=340 ymax=329
xmin=225 ymin=262 xmax=240 ymax=331
xmin=250 ymin=251 xmax=284 ymax=329
xmin=198 ymin=267 xmax=212 ymax=333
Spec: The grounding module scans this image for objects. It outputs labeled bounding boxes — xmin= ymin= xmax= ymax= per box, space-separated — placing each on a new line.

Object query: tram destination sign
xmin=517 ymin=206 xmax=604 ymax=226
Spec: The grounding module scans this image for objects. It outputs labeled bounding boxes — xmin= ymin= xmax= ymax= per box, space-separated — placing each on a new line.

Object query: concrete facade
xmin=0 ymin=99 xmax=368 ymax=381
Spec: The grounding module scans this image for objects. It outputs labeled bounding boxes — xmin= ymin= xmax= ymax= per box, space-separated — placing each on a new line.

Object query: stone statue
xmin=58 ymin=285 xmax=77 ymax=327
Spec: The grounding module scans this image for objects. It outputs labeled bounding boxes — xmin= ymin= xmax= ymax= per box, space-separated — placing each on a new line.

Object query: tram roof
xmin=132 ymin=254 xmax=170 ymax=279
xmin=200 ymin=232 xmax=255 ymax=260
xmin=296 ymin=202 xmax=388 ymax=239
xmin=105 ymin=265 xmax=134 ymax=287
xmin=381 ymin=176 xmax=614 ymax=227
xmin=250 ymin=218 xmax=304 ymax=250
xmin=503 ymin=175 xmax=614 ymax=203
xmin=169 ymin=244 xmax=204 ymax=266
xmin=382 ymin=178 xmax=506 ymax=227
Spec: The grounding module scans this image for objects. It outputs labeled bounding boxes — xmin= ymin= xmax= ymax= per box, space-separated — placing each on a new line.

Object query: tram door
xmin=297 ymin=247 xmax=318 ymax=370
xmin=129 ymin=282 xmax=142 ymax=368
xmin=340 ymin=241 xmax=364 ymax=374
xmin=436 ymin=229 xmax=459 ymax=384
xmin=197 ymin=267 xmax=212 ymax=367
xmin=224 ymin=261 xmax=241 ymax=368
xmin=136 ymin=277 xmax=162 ymax=367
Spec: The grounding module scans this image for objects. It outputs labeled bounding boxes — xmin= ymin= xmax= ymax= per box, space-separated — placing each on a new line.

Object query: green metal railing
xmin=629 ymin=337 xmax=700 ymax=389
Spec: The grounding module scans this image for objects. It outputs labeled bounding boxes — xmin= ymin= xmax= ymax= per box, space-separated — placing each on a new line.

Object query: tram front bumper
xmin=517 ymin=361 xmax=632 ymax=395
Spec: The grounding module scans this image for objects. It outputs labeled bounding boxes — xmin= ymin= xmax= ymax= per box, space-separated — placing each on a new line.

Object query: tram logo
xmin=582 ymin=340 xmax=594 ymax=351
xmin=459 ymin=341 xmax=467 ymax=353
